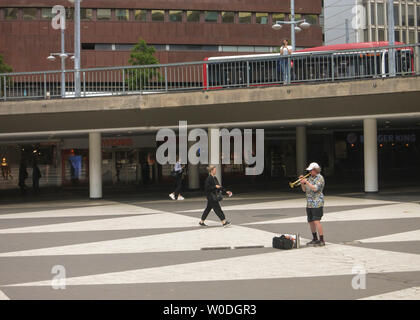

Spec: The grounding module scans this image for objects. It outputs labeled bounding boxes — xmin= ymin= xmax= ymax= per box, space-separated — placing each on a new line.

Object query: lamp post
xmin=387 ymin=0 xmax=396 ymax=77
xmin=271 ymin=0 xmax=310 ymax=51
xmin=49 ymin=5 xmax=74 ymax=98
xmin=69 ymin=0 xmax=81 ymax=97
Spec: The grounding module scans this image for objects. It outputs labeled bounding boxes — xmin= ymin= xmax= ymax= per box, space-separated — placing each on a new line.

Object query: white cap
xmin=306 ymin=162 xmax=321 ymax=171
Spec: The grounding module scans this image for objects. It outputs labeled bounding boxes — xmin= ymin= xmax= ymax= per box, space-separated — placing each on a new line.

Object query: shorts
xmin=306 ymin=207 xmax=323 ymax=222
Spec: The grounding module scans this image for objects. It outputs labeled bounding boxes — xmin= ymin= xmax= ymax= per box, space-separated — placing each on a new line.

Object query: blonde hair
xmin=207 ymin=165 xmax=216 ymax=174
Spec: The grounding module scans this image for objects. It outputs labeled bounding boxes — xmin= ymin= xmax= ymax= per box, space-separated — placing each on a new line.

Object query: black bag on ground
xmin=272 ymin=235 xmax=294 ymax=250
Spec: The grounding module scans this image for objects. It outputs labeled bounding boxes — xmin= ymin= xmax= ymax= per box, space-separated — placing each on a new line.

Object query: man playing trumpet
xmin=299 ymin=162 xmax=325 ymax=246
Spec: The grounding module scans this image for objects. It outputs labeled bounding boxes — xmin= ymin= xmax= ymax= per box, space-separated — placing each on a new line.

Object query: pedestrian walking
xmin=299 ymin=162 xmax=326 ymax=246
xmin=169 ymin=157 xmax=185 ymax=200
xmin=18 ymin=159 xmax=28 ymax=195
xmin=32 ymin=161 xmax=41 ymax=195
xmin=199 ymin=165 xmax=232 ymax=227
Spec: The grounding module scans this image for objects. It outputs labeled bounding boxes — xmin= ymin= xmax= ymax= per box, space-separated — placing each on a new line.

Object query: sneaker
xmin=177 ymin=195 xmax=185 ymax=200
xmin=315 ymin=240 xmax=325 ymax=247
xmin=306 ymin=239 xmax=319 ymax=246
xmin=169 ymin=193 xmax=175 ymax=200
xmin=199 ymin=222 xmax=207 ymax=227
xmin=222 ymin=221 xmax=232 ymax=228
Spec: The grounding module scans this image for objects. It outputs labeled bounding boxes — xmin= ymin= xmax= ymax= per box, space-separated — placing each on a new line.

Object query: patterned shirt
xmin=305 ymin=174 xmax=325 ymax=208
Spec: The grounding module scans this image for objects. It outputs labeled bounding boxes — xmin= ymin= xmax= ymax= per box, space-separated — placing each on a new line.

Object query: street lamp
xmin=68 ymin=0 xmax=82 ymax=97
xmin=271 ymin=0 xmax=310 ymax=51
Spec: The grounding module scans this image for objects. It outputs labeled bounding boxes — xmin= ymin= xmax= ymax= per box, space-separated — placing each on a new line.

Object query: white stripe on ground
xmin=359 ymin=229 xmax=420 ymax=243
xmin=7 ymin=242 xmax=420 ymax=287
xmin=0 ymin=203 xmax=159 ymax=219
xmin=0 ymin=210 xmax=199 ymax=234
xmin=0 ymin=225 xmax=288 ymax=257
xmin=0 ymin=290 xmax=10 ymax=300
xmin=180 ymin=196 xmax=397 ymax=213
xmin=360 ymin=286 xmax=420 ymax=300
xmin=244 ymin=203 xmax=420 ymax=225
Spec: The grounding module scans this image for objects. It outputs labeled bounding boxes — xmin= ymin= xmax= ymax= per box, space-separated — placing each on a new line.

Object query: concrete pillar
xmin=208 ymin=127 xmax=222 ymax=184
xmin=89 ymin=132 xmax=102 ymax=199
xmin=188 ymin=140 xmax=200 ymax=189
xmin=363 ymin=118 xmax=378 ymax=193
xmin=296 ymin=126 xmax=307 ymax=175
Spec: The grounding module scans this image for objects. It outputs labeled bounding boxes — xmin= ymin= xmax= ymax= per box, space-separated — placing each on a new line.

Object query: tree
xmin=0 ymin=54 xmax=12 ymax=98
xmin=126 ymin=38 xmax=161 ymax=90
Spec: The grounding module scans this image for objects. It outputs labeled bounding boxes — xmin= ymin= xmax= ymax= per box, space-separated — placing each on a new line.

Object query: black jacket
xmin=204 ymin=175 xmax=227 ymax=201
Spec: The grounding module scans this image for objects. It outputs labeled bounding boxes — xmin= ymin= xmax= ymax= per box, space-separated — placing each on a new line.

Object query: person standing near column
xmin=199 ymin=165 xmax=232 ymax=227
xmin=169 ymin=156 xmax=185 ymax=200
xmin=32 ymin=160 xmax=42 ymax=195
xmin=300 ymin=162 xmax=325 ymax=246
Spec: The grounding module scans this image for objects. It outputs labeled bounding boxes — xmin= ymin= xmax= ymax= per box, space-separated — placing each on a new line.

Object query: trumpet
xmin=289 ymin=173 xmax=311 ymax=188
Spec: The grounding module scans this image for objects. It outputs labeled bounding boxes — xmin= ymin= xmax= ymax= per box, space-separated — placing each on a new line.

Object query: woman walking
xmin=199 ymin=165 xmax=232 ymax=227
xmin=169 ymin=157 xmax=185 ymax=200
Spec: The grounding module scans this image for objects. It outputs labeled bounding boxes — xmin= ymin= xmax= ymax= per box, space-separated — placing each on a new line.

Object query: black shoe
xmin=222 ymin=221 xmax=232 ymax=228
xmin=306 ymin=239 xmax=319 ymax=246
xmin=199 ymin=222 xmax=207 ymax=227
xmin=315 ymin=240 xmax=325 ymax=247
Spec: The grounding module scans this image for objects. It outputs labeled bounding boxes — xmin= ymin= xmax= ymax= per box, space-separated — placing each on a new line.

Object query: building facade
xmin=324 ymin=0 xmax=420 ymax=45
xmin=0 ymin=0 xmax=323 ymax=73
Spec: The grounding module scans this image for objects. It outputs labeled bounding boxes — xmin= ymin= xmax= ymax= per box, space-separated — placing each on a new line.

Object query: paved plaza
xmin=0 ymin=188 xmax=419 ymax=300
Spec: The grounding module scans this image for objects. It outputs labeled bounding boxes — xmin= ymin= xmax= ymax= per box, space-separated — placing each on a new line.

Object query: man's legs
xmin=313 ymin=220 xmax=324 ymax=242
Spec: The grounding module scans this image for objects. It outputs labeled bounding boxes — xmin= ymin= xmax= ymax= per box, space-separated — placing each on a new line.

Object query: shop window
xmin=151 ymin=10 xmax=164 ymax=21
xmin=417 ymin=6 xmax=420 ymax=27
xmin=238 ymin=12 xmax=251 ymax=24
xmin=134 ymin=9 xmax=147 ymax=21
xmin=4 ymin=8 xmax=18 ymax=20
xmin=97 ymin=8 xmax=112 ymax=21
xmin=22 ymin=8 xmax=37 ymax=20
xmin=408 ymin=30 xmax=415 ymax=43
xmin=169 ymin=10 xmax=182 ymax=22
xmin=394 ymin=5 xmax=400 ymax=26
xmin=222 ymin=11 xmax=235 ymax=23
xmin=303 ymin=14 xmax=318 ymax=25
xmin=187 ymin=10 xmax=200 ymax=22
xmin=116 ymin=9 xmax=129 ymax=21
xmin=205 ymin=11 xmax=218 ymax=22
xmin=81 ymin=8 xmax=93 ymax=21
xmin=378 ymin=29 xmax=385 ymax=41
xmin=395 ymin=30 xmax=400 ymax=42
xmin=256 ymin=13 xmax=268 ymax=24
xmin=377 ymin=3 xmax=384 ymax=26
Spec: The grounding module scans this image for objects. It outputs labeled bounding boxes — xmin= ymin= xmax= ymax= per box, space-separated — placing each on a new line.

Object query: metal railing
xmin=1 ymin=43 xmax=419 ymax=102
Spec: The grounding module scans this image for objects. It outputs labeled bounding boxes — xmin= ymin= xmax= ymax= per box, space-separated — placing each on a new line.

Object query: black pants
xmin=173 ymin=174 xmax=182 ymax=198
xmin=201 ymin=198 xmax=226 ymax=221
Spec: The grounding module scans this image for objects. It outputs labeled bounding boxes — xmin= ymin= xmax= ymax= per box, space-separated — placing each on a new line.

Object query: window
xmin=222 ymin=11 xmax=235 ymax=23
xmin=409 ymin=30 xmax=415 ymax=43
xmin=272 ymin=13 xmax=285 ymax=23
xmin=394 ymin=5 xmax=400 ymax=26
xmin=22 ymin=8 xmax=37 ymax=20
xmin=66 ymin=8 xmax=74 ymax=20
xmin=41 ymin=8 xmax=53 ymax=20
xmin=187 ymin=10 xmax=200 ymax=22
xmin=303 ymin=14 xmax=318 ymax=25
xmin=418 ymin=6 xmax=420 ymax=26
xmin=97 ymin=9 xmax=112 ymax=21
xmin=408 ymin=5 xmax=414 ymax=26
xmin=370 ymin=3 xmax=375 ymax=24
xmin=116 ymin=9 xmax=129 ymax=21
xmin=238 ymin=12 xmax=251 ymax=23
xmin=151 ymin=10 xmax=164 ymax=21
xmin=377 ymin=3 xmax=384 ymax=25
xmin=289 ymin=13 xmax=302 ymax=21
xmin=169 ymin=10 xmax=182 ymax=22
xmin=256 ymin=13 xmax=268 ymax=24
xmin=401 ymin=5 xmax=406 ymax=26
xmin=378 ymin=29 xmax=385 ymax=41
xmin=395 ymin=30 xmax=400 ymax=42
xmin=134 ymin=10 xmax=147 ymax=21
xmin=81 ymin=8 xmax=93 ymax=21
xmin=205 ymin=11 xmax=218 ymax=22
xmin=4 ymin=8 xmax=18 ymax=20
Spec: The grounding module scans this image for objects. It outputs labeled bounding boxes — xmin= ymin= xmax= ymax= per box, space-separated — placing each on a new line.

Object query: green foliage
xmin=126 ymin=38 xmax=162 ymax=90
xmin=0 ymin=54 xmax=12 ymax=97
